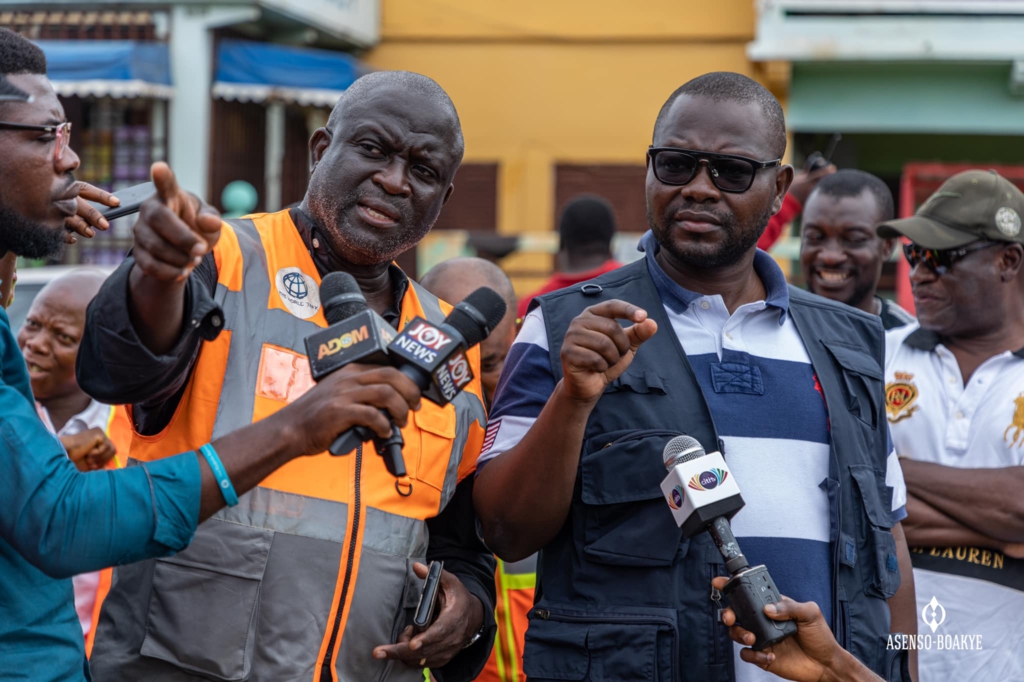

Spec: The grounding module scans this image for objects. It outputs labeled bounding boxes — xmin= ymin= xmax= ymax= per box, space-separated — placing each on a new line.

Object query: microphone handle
xmin=708 ymin=516 xmax=749 ymax=574
xmin=324 ymin=358 xmax=433 ymax=469
xmin=327 ymin=415 xmax=407 ymax=478
xmin=707 ymin=516 xmax=798 ymax=651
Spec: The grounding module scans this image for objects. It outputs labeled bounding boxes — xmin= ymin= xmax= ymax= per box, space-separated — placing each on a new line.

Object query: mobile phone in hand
xmin=87 ymin=182 xmax=156 ymax=221
xmin=413 ymin=561 xmax=444 ymax=630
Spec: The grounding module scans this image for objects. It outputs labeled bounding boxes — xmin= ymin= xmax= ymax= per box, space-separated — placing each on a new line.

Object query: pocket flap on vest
xmin=140 ymin=521 xmax=272 ymax=681
xmin=581 ymin=430 xmax=681 ymax=505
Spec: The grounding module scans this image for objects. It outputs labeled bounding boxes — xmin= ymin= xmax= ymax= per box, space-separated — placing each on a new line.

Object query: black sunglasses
xmin=902 ymin=240 xmax=1001 ymax=275
xmin=648 ymin=147 xmax=782 ymax=193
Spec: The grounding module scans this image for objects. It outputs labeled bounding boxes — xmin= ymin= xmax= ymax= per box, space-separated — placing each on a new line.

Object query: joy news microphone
xmin=386 ymin=287 xmax=506 ymax=407
xmin=660 ymin=435 xmax=797 ymax=650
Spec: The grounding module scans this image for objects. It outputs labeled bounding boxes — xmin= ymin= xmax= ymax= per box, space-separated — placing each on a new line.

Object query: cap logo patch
xmin=995 ymin=207 xmax=1021 ymax=237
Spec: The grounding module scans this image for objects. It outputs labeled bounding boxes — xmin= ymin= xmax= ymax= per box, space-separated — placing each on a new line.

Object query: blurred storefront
xmin=748 ymin=0 xmax=1024 ymax=301
xmin=1 ymin=2 xmax=376 ymax=266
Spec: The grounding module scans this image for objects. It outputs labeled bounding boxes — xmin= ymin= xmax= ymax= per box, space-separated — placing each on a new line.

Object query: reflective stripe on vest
xmin=480 ymin=554 xmax=536 ymax=682
xmin=90 ymin=211 xmax=487 ymax=682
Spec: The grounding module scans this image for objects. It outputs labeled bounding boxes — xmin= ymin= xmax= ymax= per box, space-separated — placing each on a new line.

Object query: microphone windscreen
xmin=663 ymin=435 xmax=705 ymax=470
xmin=446 ymin=287 xmax=507 ymax=348
xmin=321 ymin=272 xmax=366 ymax=324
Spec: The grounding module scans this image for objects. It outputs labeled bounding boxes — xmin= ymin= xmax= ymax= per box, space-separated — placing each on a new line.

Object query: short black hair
xmin=328 ymin=70 xmax=464 ymax=161
xmin=810 ymin=169 xmax=895 ymax=223
xmin=0 ymin=28 xmax=46 ymax=76
xmin=654 ymin=71 xmax=787 ymax=159
xmin=558 ymin=195 xmax=616 ymax=255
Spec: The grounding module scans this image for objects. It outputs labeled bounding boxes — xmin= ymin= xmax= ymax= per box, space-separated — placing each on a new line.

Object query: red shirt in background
xmin=757 ymin=193 xmax=803 ymax=252
xmin=517 ymin=259 xmax=622 ymax=319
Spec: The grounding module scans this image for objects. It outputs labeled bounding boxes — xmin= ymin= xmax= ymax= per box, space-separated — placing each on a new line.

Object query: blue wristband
xmin=199 ymin=443 xmax=239 ymax=507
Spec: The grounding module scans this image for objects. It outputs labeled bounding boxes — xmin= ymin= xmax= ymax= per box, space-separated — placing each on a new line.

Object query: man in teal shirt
xmin=0 ymin=32 xmax=426 ymax=681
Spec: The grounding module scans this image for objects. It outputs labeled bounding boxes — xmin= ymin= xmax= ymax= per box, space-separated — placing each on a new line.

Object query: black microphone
xmin=660 ymin=435 xmax=797 ymax=650
xmin=304 ymin=272 xmax=407 ymax=476
xmin=386 ymin=287 xmax=506 ymax=406
xmin=305 ymin=274 xmax=507 ymax=479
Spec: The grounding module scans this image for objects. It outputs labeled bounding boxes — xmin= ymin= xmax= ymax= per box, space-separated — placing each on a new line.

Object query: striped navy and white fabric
xmin=481 ymin=232 xmax=907 ymax=682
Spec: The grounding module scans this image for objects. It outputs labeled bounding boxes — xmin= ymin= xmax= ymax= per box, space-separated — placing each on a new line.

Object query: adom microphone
xmin=304 ymin=272 xmax=405 ymax=475
xmin=660 ymin=435 xmax=797 ymax=650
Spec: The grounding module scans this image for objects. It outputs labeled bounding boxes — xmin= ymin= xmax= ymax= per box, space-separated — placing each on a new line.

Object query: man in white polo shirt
xmin=878 ymin=169 xmax=1024 ymax=681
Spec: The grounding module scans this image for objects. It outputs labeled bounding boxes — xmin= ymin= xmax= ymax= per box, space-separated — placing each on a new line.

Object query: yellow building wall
xmin=364 ymin=1 xmax=771 ymax=287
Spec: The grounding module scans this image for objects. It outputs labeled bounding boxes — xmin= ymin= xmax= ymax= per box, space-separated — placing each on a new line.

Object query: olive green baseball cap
xmin=877 ymin=169 xmax=1024 ymax=249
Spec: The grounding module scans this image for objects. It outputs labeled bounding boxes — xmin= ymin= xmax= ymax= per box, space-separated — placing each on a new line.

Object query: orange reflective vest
xmin=476 ymin=555 xmax=536 ymax=682
xmin=89 ymin=211 xmax=487 ymax=682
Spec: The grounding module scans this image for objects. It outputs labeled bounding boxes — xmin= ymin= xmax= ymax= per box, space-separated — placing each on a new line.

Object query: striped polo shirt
xmin=481 ymin=232 xmax=907 ymax=682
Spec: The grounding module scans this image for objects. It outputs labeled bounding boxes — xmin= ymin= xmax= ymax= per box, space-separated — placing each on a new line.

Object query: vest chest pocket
xmin=140 ymin=521 xmax=272 ymax=681
xmin=822 ymin=341 xmax=883 ymax=429
xmin=850 ymin=465 xmax=901 ymax=599
xmin=409 ymin=405 xmax=457 ymax=492
xmin=579 ymin=430 xmax=687 ymax=567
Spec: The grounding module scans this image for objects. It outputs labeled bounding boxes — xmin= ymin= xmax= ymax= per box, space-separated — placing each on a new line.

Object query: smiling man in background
xmin=800 ymin=170 xmax=913 ymax=330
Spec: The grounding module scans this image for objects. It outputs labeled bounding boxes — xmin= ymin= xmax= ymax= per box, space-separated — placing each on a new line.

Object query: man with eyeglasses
xmin=0 ymin=29 xmax=436 ymax=682
xmin=878 ymin=169 xmax=1024 ymax=681
xmin=474 ymin=71 xmax=915 ymax=682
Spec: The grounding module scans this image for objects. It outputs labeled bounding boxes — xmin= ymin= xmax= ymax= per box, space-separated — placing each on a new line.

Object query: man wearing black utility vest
xmin=475 ymin=72 xmax=917 ymax=682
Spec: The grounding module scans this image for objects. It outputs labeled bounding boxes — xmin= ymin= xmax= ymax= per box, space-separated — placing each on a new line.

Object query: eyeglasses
xmin=902 ymin=240 xmax=1001 ymax=275
xmin=0 ymin=120 xmax=72 ymax=162
xmin=648 ymin=147 xmax=782 ymax=193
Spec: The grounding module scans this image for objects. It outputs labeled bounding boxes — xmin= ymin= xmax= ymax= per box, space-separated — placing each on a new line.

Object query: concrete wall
xmin=364 ymin=1 xmax=760 ymax=239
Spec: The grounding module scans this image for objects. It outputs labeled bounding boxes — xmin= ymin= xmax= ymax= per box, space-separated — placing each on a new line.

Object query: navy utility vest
xmin=523 ymin=259 xmax=910 ymax=682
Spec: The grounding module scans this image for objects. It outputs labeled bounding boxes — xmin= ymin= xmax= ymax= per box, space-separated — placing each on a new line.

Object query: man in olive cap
xmin=879 ymin=169 xmax=1024 ymax=681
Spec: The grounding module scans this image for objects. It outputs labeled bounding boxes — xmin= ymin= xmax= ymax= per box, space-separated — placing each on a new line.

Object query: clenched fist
xmin=61 ymin=427 xmax=118 ymax=472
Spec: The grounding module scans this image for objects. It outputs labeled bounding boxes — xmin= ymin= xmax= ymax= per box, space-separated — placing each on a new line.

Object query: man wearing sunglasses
xmin=475 ymin=71 xmax=914 ymax=682
xmin=878 ymin=170 xmax=1024 ymax=681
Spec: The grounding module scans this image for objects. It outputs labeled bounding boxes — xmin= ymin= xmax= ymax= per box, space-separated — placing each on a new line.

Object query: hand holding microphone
xmin=660 ymin=435 xmax=797 ymax=650
xmin=712 ymin=575 xmax=882 ymax=682
xmin=304 ymin=272 xmax=506 ymax=477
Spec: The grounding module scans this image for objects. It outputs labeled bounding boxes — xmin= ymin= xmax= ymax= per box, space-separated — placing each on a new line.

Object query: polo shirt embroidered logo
xmin=886 ymin=371 xmax=920 ymax=423
xmin=275 ymin=267 xmax=321 ymax=319
xmin=1003 ymin=393 xmax=1024 ymax=447
xmin=995 ymin=207 xmax=1021 ymax=237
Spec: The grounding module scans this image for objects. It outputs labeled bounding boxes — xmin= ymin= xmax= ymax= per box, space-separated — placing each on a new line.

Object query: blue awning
xmin=212 ymin=39 xmax=363 ymax=107
xmin=37 ymin=41 xmax=173 ymax=99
